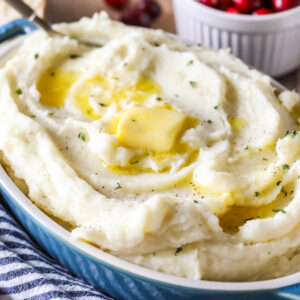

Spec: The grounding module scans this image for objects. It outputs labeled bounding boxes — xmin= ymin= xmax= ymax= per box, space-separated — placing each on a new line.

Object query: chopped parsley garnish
xmin=112 ymin=76 xmax=119 ymax=80
xmin=207 ymin=120 xmax=212 ymax=124
xmin=154 ymin=42 xmax=160 ymax=47
xmin=272 ymin=209 xmax=286 ymax=214
xmin=130 ymin=161 xmax=139 ymax=165
xmin=194 ymin=200 xmax=199 ymax=204
xmin=175 ymin=247 xmax=182 ymax=256
xmin=189 ymin=81 xmax=197 ymax=88
xmin=30 ymin=115 xmax=36 ymax=118
xmin=48 ymin=112 xmax=54 ymax=116
xmin=214 ymin=105 xmax=219 ymax=110
xmin=156 ymin=97 xmax=162 ymax=101
xmin=114 ymin=183 xmax=122 ymax=190
xmin=298 ymin=175 xmax=300 ymax=180
xmin=276 ymin=181 xmax=282 ymax=186
xmin=50 ymin=71 xmax=55 ymax=76
xmin=131 ymin=119 xmax=136 ymax=122
xmin=281 ymin=187 xmax=287 ymax=197
xmin=34 ymin=53 xmax=39 ymax=59
xmin=15 ymin=88 xmax=22 ymax=95
xmin=285 ymin=130 xmax=290 ymax=136
xmin=255 ymin=191 xmax=260 ymax=197
xmin=99 ymin=128 xmax=103 ymax=133
xmin=69 ymin=54 xmax=80 ymax=59
xmin=98 ymin=102 xmax=106 ymax=107
xmin=290 ymin=197 xmax=295 ymax=201
xmin=282 ymin=164 xmax=290 ymax=170
xmin=291 ymin=130 xmax=298 ymax=139
xmin=187 ymin=60 xmax=194 ymax=66
xmin=77 ymin=132 xmax=86 ymax=141
xmin=123 ymin=62 xmax=128 ymax=67
xmin=244 ymin=146 xmax=249 ymax=150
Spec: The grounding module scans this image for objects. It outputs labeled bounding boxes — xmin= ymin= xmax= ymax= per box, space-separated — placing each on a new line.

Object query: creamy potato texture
xmin=1 ymin=12 xmax=300 ymax=281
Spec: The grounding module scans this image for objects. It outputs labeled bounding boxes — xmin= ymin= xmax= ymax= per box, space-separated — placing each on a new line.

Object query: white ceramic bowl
xmin=172 ymin=0 xmax=300 ymax=77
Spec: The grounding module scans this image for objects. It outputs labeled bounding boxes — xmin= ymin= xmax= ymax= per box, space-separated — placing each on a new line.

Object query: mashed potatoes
xmin=1 ymin=12 xmax=300 ymax=281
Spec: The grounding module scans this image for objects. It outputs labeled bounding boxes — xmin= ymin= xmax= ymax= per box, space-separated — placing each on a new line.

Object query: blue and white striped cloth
xmin=0 ymin=198 xmax=114 ymax=300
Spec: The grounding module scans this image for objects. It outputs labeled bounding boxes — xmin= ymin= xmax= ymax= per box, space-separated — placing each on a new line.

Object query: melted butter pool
xmin=37 ymin=70 xmax=162 ymax=120
xmin=37 ymin=68 xmax=78 ymax=108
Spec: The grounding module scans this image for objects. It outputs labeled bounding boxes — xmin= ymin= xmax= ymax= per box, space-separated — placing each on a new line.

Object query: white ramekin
xmin=172 ymin=0 xmax=300 ymax=77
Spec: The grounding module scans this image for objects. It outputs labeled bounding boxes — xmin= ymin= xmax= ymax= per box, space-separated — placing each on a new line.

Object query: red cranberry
xmin=233 ymin=0 xmax=263 ymax=12
xmin=226 ymin=6 xmax=242 ymax=12
xmin=105 ymin=0 xmax=128 ymax=10
xmin=137 ymin=0 xmax=161 ymax=19
xmin=272 ymin=0 xmax=298 ymax=11
xmin=253 ymin=7 xmax=273 ymax=14
xmin=218 ymin=0 xmax=233 ymax=10
xmin=197 ymin=0 xmax=219 ymax=8
xmin=120 ymin=8 xmax=152 ymax=27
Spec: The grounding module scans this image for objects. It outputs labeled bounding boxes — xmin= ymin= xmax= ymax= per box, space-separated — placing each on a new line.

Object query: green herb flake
xmin=50 ymin=71 xmax=55 ymax=77
xmin=131 ymin=119 xmax=136 ymax=122
xmin=130 ymin=161 xmax=139 ymax=165
xmin=69 ymin=54 xmax=80 ymax=59
xmin=281 ymin=187 xmax=287 ymax=197
xmin=154 ymin=42 xmax=160 ymax=47
xmin=276 ymin=181 xmax=282 ymax=186
xmin=244 ymin=146 xmax=249 ymax=150
xmin=298 ymin=175 xmax=300 ymax=180
xmin=187 ymin=60 xmax=194 ymax=66
xmin=175 ymin=247 xmax=182 ymax=256
xmin=112 ymin=76 xmax=119 ymax=80
xmin=34 ymin=53 xmax=39 ymax=59
xmin=207 ymin=120 xmax=212 ymax=124
xmin=156 ymin=97 xmax=162 ymax=101
xmin=194 ymin=200 xmax=199 ymax=204
xmin=123 ymin=62 xmax=128 ymax=67
xmin=255 ymin=191 xmax=260 ymax=197
xmin=189 ymin=81 xmax=197 ymax=88
xmin=214 ymin=105 xmax=219 ymax=110
xmin=285 ymin=130 xmax=290 ymax=136
xmin=48 ymin=112 xmax=54 ymax=117
xmin=98 ymin=102 xmax=106 ymax=107
xmin=291 ymin=130 xmax=298 ymax=139
xmin=282 ymin=164 xmax=290 ymax=170
xmin=15 ymin=88 xmax=22 ymax=95
xmin=30 ymin=115 xmax=36 ymax=118
xmin=77 ymin=131 xmax=86 ymax=142
xmin=272 ymin=209 xmax=286 ymax=214
xmin=290 ymin=197 xmax=295 ymax=201
xmin=99 ymin=128 xmax=103 ymax=133
xmin=114 ymin=183 xmax=122 ymax=190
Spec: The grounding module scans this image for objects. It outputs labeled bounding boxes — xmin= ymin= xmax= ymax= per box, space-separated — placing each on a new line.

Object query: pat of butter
xmin=117 ymin=107 xmax=186 ymax=152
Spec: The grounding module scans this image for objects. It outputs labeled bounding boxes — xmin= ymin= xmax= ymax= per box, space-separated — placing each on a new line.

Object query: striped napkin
xmin=0 ymin=199 xmax=114 ymax=300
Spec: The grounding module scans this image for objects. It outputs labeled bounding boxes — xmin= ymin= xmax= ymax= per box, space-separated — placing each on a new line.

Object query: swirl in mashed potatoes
xmin=1 ymin=12 xmax=300 ymax=281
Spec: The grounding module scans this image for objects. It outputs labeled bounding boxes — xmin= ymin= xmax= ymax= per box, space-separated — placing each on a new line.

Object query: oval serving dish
xmin=1 ymin=19 xmax=300 ymax=300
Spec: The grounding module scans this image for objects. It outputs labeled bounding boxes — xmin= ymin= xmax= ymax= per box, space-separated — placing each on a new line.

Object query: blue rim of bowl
xmin=0 ymin=17 xmax=300 ymax=295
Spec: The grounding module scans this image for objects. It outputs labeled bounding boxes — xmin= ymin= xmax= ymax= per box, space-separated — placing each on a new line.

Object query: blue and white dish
xmin=0 ymin=19 xmax=300 ymax=299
